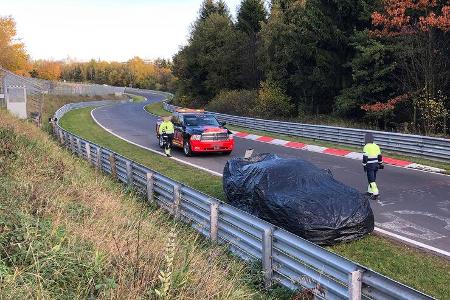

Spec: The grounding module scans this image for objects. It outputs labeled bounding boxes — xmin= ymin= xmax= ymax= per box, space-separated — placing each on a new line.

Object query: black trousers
xmin=165 ymin=133 xmax=174 ymax=148
xmin=366 ymin=163 xmax=378 ymax=183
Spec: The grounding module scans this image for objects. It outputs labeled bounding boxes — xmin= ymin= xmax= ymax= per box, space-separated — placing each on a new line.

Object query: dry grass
xmin=0 ymin=110 xmax=287 ymax=299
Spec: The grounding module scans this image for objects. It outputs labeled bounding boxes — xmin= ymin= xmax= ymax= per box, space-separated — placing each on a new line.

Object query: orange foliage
xmin=361 ymin=94 xmax=408 ymax=113
xmin=33 ymin=60 xmax=62 ymax=81
xmin=371 ymin=0 xmax=450 ymax=36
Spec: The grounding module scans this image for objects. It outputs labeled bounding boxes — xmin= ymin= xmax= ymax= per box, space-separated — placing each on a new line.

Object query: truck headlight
xmin=190 ymin=135 xmax=201 ymax=140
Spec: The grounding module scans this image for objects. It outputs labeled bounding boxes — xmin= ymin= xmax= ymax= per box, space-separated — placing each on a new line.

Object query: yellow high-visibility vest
xmin=159 ymin=121 xmax=174 ymax=134
xmin=363 ymin=143 xmax=381 ymax=164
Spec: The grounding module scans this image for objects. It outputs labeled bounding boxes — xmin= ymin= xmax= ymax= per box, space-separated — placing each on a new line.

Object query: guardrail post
xmin=58 ymin=128 xmax=64 ymax=145
xmin=173 ymin=184 xmax=181 ymax=219
xmin=96 ymin=147 xmax=102 ymax=170
xmin=126 ymin=161 xmax=133 ymax=186
xmin=348 ymin=270 xmax=363 ymax=300
xmin=69 ymin=135 xmax=75 ymax=152
xmin=86 ymin=143 xmax=91 ymax=163
xmin=109 ymin=153 xmax=117 ymax=178
xmin=77 ymin=138 xmax=82 ymax=156
xmin=210 ymin=200 xmax=219 ymax=242
xmin=262 ymin=227 xmax=273 ymax=289
xmin=146 ymin=172 xmax=155 ymax=204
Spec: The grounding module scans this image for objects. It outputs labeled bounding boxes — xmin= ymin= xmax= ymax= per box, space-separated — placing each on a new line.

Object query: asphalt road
xmin=92 ymin=90 xmax=450 ymax=258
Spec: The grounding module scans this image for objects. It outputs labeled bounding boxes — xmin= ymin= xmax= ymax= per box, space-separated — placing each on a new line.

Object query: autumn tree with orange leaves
xmin=369 ymin=0 xmax=450 ymax=133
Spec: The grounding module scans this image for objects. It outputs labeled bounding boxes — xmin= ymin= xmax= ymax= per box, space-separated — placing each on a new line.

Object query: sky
xmin=1 ymin=0 xmax=243 ymax=62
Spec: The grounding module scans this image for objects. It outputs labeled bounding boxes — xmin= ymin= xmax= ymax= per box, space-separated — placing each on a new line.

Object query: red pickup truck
xmin=156 ymin=109 xmax=234 ymax=156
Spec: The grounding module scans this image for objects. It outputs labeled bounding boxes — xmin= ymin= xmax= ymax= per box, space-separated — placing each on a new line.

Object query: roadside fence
xmin=52 ymin=100 xmax=434 ymax=300
xmin=163 ymin=103 xmax=450 ymax=162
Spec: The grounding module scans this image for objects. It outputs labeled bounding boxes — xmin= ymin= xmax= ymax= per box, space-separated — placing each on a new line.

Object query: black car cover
xmin=223 ymin=154 xmax=374 ymax=245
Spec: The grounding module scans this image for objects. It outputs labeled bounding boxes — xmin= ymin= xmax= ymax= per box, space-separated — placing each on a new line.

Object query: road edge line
xmin=374 ymin=227 xmax=450 ymax=259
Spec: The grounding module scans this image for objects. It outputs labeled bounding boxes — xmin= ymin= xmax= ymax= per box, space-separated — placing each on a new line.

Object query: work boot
xmin=370 ymin=194 xmax=379 ymax=200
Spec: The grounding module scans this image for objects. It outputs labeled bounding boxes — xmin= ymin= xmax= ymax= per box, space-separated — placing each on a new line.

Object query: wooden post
xmin=173 ymin=184 xmax=181 ymax=219
xmin=126 ymin=161 xmax=133 ymax=186
xmin=349 ymin=270 xmax=363 ymax=300
xmin=262 ymin=227 xmax=273 ymax=289
xmin=210 ymin=200 xmax=219 ymax=242
xmin=109 ymin=153 xmax=117 ymax=178
xmin=146 ymin=172 xmax=155 ymax=204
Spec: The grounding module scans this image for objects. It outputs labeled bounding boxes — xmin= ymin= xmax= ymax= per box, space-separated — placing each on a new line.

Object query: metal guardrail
xmin=52 ymin=100 xmax=434 ymax=300
xmin=163 ymin=103 xmax=450 ymax=162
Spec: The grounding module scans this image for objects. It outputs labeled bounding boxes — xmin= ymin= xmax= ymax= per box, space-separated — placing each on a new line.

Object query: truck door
xmin=173 ymin=114 xmax=184 ymax=146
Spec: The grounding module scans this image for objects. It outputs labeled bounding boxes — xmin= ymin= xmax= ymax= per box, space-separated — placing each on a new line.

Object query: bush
xmin=207 ymin=89 xmax=258 ymax=116
xmin=256 ymin=80 xmax=293 ymax=119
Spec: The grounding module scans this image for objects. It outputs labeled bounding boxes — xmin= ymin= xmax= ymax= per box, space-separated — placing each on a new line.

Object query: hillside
xmin=0 ymin=109 xmax=292 ymax=299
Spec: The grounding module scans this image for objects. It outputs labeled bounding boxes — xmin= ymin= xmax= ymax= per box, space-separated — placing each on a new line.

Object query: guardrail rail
xmin=163 ymin=102 xmax=450 ymax=162
xmin=52 ymin=100 xmax=435 ymax=300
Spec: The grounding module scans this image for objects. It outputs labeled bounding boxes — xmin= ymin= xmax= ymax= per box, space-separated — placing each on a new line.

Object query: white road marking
xmin=304 ymin=145 xmax=327 ymax=153
xmin=374 ymin=227 xmax=450 ymax=258
xmin=245 ymin=134 xmax=262 ymax=140
xmin=270 ymin=139 xmax=289 ymax=146
xmin=345 ymin=152 xmax=363 ymax=160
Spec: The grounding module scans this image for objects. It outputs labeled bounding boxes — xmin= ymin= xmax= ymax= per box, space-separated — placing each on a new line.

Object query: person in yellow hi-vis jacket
xmin=159 ymin=116 xmax=175 ymax=157
xmin=362 ymin=132 xmax=384 ymax=199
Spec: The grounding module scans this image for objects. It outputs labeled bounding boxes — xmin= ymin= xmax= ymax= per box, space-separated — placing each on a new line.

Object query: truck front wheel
xmin=183 ymin=140 xmax=193 ymax=157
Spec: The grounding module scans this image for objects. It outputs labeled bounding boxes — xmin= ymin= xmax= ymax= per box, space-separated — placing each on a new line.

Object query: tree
xmin=0 ymin=16 xmax=30 ymax=75
xmin=336 ymin=29 xmax=398 ymax=117
xmin=32 ymin=60 xmax=62 ymax=81
xmin=173 ymin=3 xmax=241 ymax=106
xmin=259 ymin=0 xmax=343 ymax=115
xmin=198 ymin=0 xmax=230 ymax=21
xmin=370 ymin=0 xmax=450 ymax=132
xmin=256 ymin=79 xmax=293 ymax=118
xmin=236 ymin=0 xmax=267 ymax=88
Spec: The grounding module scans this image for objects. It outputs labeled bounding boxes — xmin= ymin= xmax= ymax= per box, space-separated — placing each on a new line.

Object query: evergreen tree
xmin=236 ymin=0 xmax=267 ymax=88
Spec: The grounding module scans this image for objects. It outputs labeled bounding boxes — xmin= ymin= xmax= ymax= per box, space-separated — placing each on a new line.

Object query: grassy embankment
xmin=0 ymin=110 xmax=294 ymax=298
xmin=144 ymin=102 xmax=450 ymax=174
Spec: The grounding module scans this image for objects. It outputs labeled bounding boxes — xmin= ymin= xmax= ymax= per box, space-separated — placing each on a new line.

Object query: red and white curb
xmin=233 ymin=131 xmax=446 ymax=174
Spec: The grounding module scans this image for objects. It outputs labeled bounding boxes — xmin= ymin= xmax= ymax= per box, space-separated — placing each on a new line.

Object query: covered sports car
xmin=223 ymin=154 xmax=374 ymax=245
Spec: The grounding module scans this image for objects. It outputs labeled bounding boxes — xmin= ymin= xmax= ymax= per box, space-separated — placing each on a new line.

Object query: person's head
xmin=162 ymin=116 xmax=171 ymax=122
xmin=365 ymin=132 xmax=374 ymax=144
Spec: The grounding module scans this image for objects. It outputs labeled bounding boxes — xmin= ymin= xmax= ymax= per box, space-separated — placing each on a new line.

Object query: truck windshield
xmin=184 ymin=115 xmax=220 ymax=126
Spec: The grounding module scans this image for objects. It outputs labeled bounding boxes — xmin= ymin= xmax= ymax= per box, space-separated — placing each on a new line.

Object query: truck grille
xmin=201 ymin=132 xmax=229 ymax=141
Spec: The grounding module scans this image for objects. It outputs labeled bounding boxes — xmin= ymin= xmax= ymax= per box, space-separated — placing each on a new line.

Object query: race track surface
xmin=92 ymin=90 xmax=450 ymax=258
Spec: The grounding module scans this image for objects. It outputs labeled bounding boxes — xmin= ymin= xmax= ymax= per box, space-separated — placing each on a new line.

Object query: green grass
xmin=144 ymin=101 xmax=172 ymax=116
xmin=1 ymin=109 xmax=294 ymax=299
xmin=128 ymin=94 xmax=146 ymax=103
xmin=145 ymin=102 xmax=450 ymax=174
xmin=60 ymin=106 xmax=450 ymax=299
